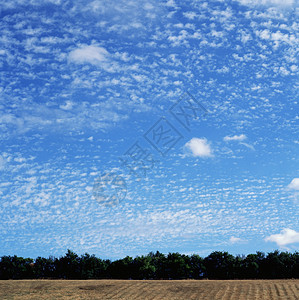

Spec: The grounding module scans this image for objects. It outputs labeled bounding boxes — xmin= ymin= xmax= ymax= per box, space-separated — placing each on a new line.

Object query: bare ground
xmin=0 ymin=279 xmax=298 ymax=300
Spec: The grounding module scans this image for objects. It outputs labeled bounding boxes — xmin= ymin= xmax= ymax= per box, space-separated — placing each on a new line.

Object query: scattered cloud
xmin=265 ymin=228 xmax=299 ymax=246
xmin=223 ymin=134 xmax=254 ymax=151
xmin=59 ymin=101 xmax=74 ymax=111
xmin=287 ymin=178 xmax=299 ymax=204
xmin=229 ymin=236 xmax=246 ymax=243
xmin=68 ymin=45 xmax=110 ymax=67
xmin=287 ymin=178 xmax=299 ymax=191
xmin=0 ymin=0 xmax=297 ymax=259
xmin=240 ymin=142 xmax=255 ymax=151
xmin=224 ymin=134 xmax=247 ymax=142
xmin=0 ymin=155 xmax=6 ymax=170
xmin=236 ymin=0 xmax=295 ymax=7
xmin=183 ymin=11 xmax=198 ymax=20
xmin=184 ymin=138 xmax=213 ymax=158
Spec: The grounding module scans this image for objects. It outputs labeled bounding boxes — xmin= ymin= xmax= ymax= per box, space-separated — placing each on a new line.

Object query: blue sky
xmin=0 ymin=0 xmax=298 ymax=260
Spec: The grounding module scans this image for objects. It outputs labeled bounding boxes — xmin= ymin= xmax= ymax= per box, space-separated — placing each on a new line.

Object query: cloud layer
xmin=237 ymin=0 xmax=295 ymax=7
xmin=287 ymin=178 xmax=299 ymax=191
xmin=69 ymin=45 xmax=110 ymax=68
xmin=184 ymin=138 xmax=213 ymax=158
xmin=0 ymin=0 xmax=297 ymax=259
xmin=265 ymin=228 xmax=299 ymax=246
xmin=224 ymin=134 xmax=247 ymax=142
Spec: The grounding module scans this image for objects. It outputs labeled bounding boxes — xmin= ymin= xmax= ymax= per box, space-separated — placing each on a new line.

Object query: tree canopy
xmin=0 ymin=250 xmax=298 ymax=280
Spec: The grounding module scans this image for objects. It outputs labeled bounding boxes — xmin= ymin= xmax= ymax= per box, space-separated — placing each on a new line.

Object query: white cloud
xmin=0 ymin=155 xmax=6 ymax=170
xmin=229 ymin=236 xmax=245 ymax=243
xmin=165 ymin=0 xmax=177 ymax=8
xmin=287 ymin=178 xmax=299 ymax=191
xmin=223 ymin=134 xmax=247 ymax=142
xmin=183 ymin=11 xmax=198 ymax=20
xmin=265 ymin=228 xmax=299 ymax=246
xmin=68 ymin=45 xmax=125 ymax=73
xmin=240 ymin=142 xmax=255 ymax=151
xmin=60 ymin=101 xmax=73 ymax=110
xmin=184 ymin=138 xmax=213 ymax=158
xmin=258 ymin=29 xmax=271 ymax=40
xmin=256 ymin=29 xmax=296 ymax=48
xmin=237 ymin=0 xmax=295 ymax=7
xmin=14 ymin=157 xmax=26 ymax=163
xmin=68 ymin=45 xmax=110 ymax=66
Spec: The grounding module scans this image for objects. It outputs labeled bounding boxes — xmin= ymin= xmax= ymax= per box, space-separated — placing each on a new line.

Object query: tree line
xmin=0 ymin=250 xmax=298 ymax=280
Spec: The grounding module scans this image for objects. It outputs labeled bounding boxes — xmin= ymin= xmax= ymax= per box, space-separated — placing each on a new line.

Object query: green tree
xmin=80 ymin=253 xmax=109 ymax=279
xmin=165 ymin=252 xmax=190 ymax=279
xmin=107 ymin=256 xmax=133 ymax=279
xmin=56 ymin=250 xmax=80 ymax=279
xmin=204 ymin=251 xmax=235 ymax=279
xmin=189 ymin=254 xmax=206 ymax=279
xmin=33 ymin=256 xmax=55 ymax=278
xmin=242 ymin=254 xmax=259 ymax=279
xmin=148 ymin=251 xmax=167 ymax=279
xmin=0 ymin=256 xmax=33 ymax=279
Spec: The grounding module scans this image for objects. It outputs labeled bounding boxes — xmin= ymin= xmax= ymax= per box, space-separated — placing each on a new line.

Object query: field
xmin=0 ymin=279 xmax=298 ymax=299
